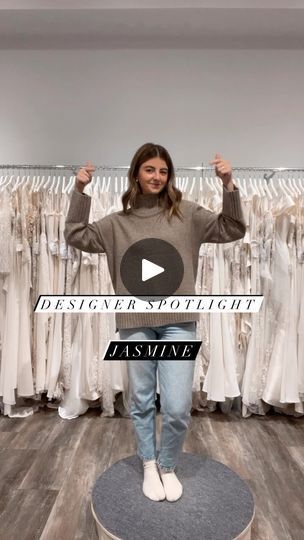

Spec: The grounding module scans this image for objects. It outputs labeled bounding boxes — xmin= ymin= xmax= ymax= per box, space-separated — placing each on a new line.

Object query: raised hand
xmin=75 ymin=161 xmax=96 ymax=193
xmin=209 ymin=154 xmax=233 ymax=187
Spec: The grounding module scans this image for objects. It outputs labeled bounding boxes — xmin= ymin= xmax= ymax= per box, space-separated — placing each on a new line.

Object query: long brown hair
xmin=122 ymin=142 xmax=183 ymax=222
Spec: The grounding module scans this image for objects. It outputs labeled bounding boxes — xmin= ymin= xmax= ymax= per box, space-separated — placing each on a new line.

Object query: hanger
xmin=61 ymin=175 xmax=67 ymax=194
xmin=199 ymin=176 xmax=203 ymax=193
xmin=252 ymin=176 xmax=260 ymax=196
xmin=11 ymin=175 xmax=21 ymax=192
xmin=295 ymin=176 xmax=304 ymax=193
xmin=93 ymin=175 xmax=98 ymax=196
xmin=68 ymin=175 xmax=77 ymax=194
xmin=280 ymin=177 xmax=295 ymax=207
xmin=35 ymin=175 xmax=44 ymax=192
xmin=240 ymin=177 xmax=247 ymax=197
xmin=210 ymin=175 xmax=220 ymax=196
xmin=181 ymin=176 xmax=189 ymax=192
xmin=43 ymin=174 xmax=52 ymax=191
xmin=204 ymin=176 xmax=213 ymax=194
xmin=19 ymin=174 xmax=30 ymax=189
xmin=101 ymin=175 xmax=112 ymax=193
xmin=256 ymin=176 xmax=266 ymax=197
xmin=89 ymin=174 xmax=96 ymax=192
xmin=29 ymin=175 xmax=38 ymax=193
xmin=242 ymin=177 xmax=249 ymax=197
xmin=240 ymin=177 xmax=245 ymax=195
xmin=62 ymin=175 xmax=70 ymax=194
xmin=268 ymin=176 xmax=278 ymax=197
xmin=247 ymin=176 xmax=256 ymax=196
xmin=47 ymin=175 xmax=56 ymax=193
xmin=91 ymin=173 xmax=97 ymax=190
xmin=67 ymin=174 xmax=77 ymax=194
xmin=292 ymin=176 xmax=301 ymax=194
xmin=232 ymin=176 xmax=244 ymax=197
xmin=282 ymin=177 xmax=294 ymax=197
xmin=278 ymin=177 xmax=291 ymax=197
xmin=95 ymin=176 xmax=101 ymax=197
xmin=63 ymin=169 xmax=77 ymax=194
xmin=100 ymin=175 xmax=106 ymax=192
xmin=106 ymin=175 xmax=112 ymax=192
xmin=193 ymin=176 xmax=200 ymax=201
xmin=66 ymin=175 xmax=75 ymax=194
xmin=120 ymin=175 xmax=125 ymax=193
xmin=287 ymin=176 xmax=297 ymax=196
xmin=0 ymin=174 xmax=14 ymax=191
xmin=55 ymin=175 xmax=64 ymax=195
xmin=262 ymin=177 xmax=272 ymax=199
xmin=189 ymin=176 xmax=196 ymax=196
xmin=15 ymin=173 xmax=25 ymax=190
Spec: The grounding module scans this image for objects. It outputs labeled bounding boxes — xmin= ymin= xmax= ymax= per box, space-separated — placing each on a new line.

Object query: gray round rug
xmin=91 ymin=452 xmax=255 ymax=540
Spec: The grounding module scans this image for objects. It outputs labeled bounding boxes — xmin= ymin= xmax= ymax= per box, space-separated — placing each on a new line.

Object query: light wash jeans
xmin=119 ymin=322 xmax=197 ymax=472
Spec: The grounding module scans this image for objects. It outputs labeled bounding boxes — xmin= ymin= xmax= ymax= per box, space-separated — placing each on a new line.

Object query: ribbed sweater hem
xmin=115 ymin=312 xmax=200 ymax=332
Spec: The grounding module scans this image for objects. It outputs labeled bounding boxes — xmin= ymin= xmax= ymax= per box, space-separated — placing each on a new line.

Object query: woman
xmin=64 ymin=142 xmax=246 ymax=502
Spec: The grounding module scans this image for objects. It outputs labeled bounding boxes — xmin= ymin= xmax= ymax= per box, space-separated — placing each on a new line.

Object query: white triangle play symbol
xmin=142 ymin=258 xmax=165 ymax=282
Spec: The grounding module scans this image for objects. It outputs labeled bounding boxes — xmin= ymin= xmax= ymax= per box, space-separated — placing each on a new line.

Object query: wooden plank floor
xmin=0 ymin=407 xmax=303 ymax=540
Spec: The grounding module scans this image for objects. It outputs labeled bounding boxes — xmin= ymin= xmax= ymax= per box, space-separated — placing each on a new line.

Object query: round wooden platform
xmin=91 ymin=452 xmax=255 ymax=540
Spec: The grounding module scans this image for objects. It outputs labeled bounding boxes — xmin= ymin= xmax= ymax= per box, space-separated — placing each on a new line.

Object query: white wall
xmin=0 ymin=49 xmax=303 ymax=168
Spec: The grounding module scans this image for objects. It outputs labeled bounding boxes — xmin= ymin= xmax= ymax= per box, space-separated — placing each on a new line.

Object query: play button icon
xmin=120 ymin=238 xmax=184 ymax=301
xmin=142 ymin=259 xmax=164 ymax=282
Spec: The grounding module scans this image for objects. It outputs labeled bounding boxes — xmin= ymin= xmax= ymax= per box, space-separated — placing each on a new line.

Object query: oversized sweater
xmin=64 ymin=185 xmax=246 ymax=331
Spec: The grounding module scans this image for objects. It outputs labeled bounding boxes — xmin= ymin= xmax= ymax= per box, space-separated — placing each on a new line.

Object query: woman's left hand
xmin=209 ymin=153 xmax=233 ymax=187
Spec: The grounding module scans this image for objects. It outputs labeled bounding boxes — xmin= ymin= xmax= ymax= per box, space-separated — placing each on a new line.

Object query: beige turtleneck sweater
xmin=64 ymin=186 xmax=246 ymax=331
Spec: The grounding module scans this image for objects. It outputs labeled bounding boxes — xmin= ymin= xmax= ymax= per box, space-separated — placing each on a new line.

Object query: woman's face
xmin=137 ymin=157 xmax=169 ymax=195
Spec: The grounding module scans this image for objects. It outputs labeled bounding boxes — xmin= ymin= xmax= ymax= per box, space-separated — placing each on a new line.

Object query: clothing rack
xmin=0 ymin=164 xmax=304 ymax=172
xmin=1 ymin=165 xmax=304 ymax=187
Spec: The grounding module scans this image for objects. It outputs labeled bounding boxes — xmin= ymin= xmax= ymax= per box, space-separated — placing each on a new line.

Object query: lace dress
xmin=0 ymin=189 xmax=34 ymax=406
xmin=35 ymin=192 xmax=51 ymax=394
xmin=262 ymin=193 xmax=301 ymax=409
xmin=296 ymin=194 xmax=304 ymax=403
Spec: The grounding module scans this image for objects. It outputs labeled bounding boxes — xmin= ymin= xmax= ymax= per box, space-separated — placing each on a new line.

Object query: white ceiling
xmin=1 ymin=1 xmax=304 ymax=8
xmin=0 ymin=1 xmax=304 ymax=49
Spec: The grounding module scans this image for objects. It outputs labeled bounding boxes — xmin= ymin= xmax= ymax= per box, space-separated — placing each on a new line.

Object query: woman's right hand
xmin=75 ymin=161 xmax=96 ymax=193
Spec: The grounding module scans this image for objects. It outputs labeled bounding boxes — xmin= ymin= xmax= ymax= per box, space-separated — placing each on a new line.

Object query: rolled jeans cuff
xmin=156 ymin=459 xmax=176 ymax=473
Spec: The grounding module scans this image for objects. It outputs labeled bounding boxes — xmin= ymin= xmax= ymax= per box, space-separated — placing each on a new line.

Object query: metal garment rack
xmin=1 ymin=164 xmax=304 ymax=183
xmin=0 ymin=164 xmax=304 ymax=171
xmin=0 ymin=164 xmax=304 ymax=179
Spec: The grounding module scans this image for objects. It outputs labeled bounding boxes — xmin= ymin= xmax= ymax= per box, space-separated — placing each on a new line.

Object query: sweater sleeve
xmin=192 ymin=185 xmax=246 ymax=244
xmin=64 ymin=189 xmax=109 ymax=253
